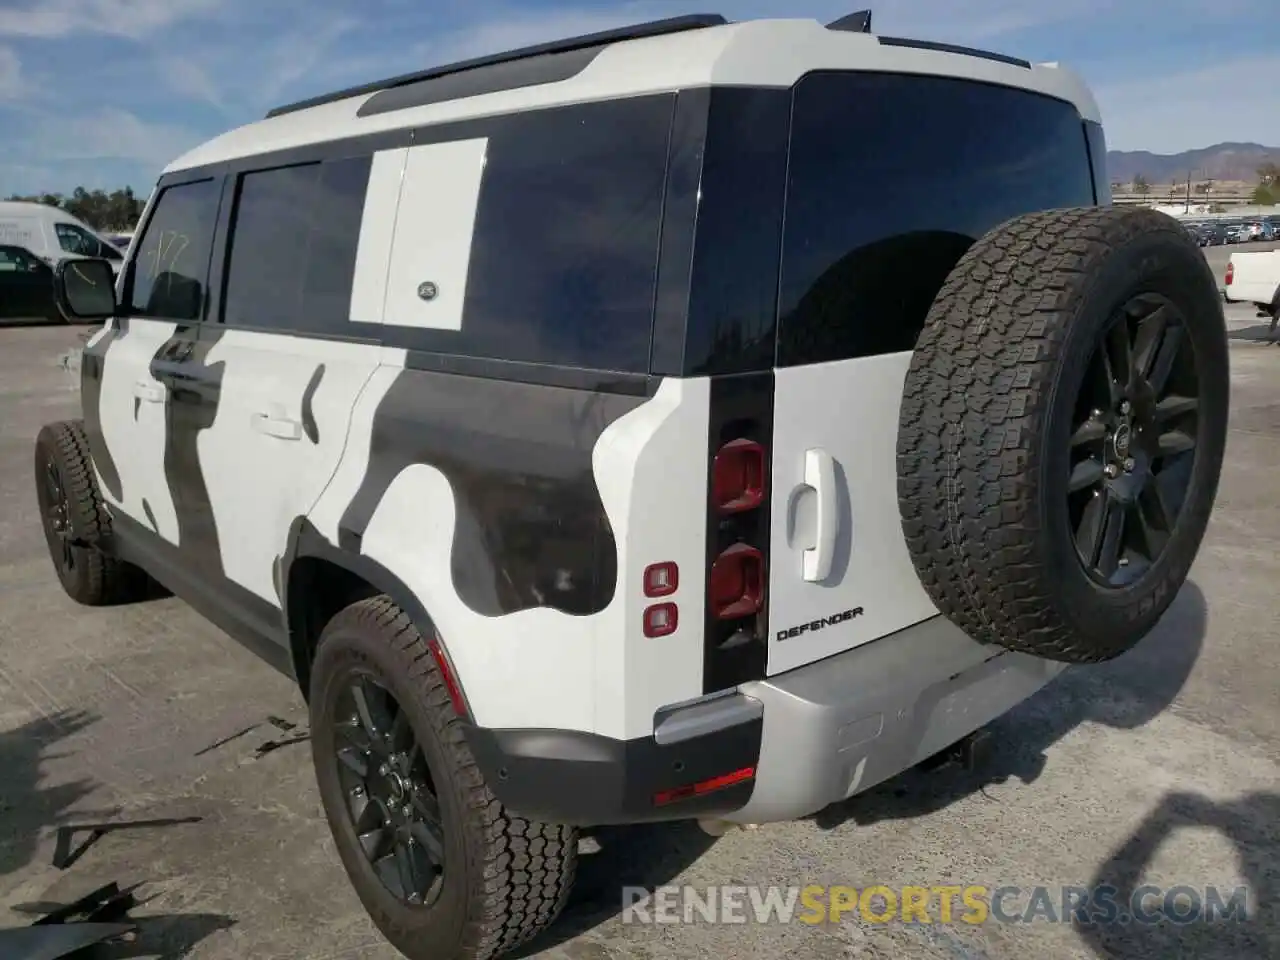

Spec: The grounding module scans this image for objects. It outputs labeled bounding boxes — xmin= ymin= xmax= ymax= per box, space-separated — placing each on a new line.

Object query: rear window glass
xmin=778 ymin=72 xmax=1096 ymax=366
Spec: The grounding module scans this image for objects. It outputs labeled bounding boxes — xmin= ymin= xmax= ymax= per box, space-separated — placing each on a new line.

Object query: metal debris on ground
xmin=0 ymin=881 xmax=142 ymax=960
xmin=52 ymin=818 xmax=203 ymax=870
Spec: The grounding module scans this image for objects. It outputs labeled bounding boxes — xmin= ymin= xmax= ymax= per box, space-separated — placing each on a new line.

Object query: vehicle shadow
xmin=0 ymin=709 xmax=100 ymax=881
xmin=512 ymin=821 xmax=717 ymax=957
xmin=1226 ymin=322 xmax=1279 ymax=344
xmin=1072 ymin=790 xmax=1278 ymax=959
xmin=810 ymin=580 xmax=1207 ymax=829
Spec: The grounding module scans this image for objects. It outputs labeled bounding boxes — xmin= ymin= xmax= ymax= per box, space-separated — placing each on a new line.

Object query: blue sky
xmin=1 ymin=0 xmax=1277 ymax=196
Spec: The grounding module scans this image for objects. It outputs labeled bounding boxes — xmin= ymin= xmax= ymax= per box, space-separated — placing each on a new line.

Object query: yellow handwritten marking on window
xmin=147 ymin=230 xmax=191 ymax=282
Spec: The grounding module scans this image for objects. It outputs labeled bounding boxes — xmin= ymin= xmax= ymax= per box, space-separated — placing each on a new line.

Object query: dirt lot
xmin=0 ymin=296 xmax=1276 ymax=959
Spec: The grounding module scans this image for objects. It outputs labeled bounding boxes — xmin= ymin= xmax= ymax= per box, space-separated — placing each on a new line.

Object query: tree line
xmin=4 ymin=186 xmax=145 ymax=232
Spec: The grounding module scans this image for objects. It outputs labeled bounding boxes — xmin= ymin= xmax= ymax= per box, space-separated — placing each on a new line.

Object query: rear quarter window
xmin=380 ymin=94 xmax=675 ymax=373
xmin=777 ymin=71 xmax=1097 ymax=367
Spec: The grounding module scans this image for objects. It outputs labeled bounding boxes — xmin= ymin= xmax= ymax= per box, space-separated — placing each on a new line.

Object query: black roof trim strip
xmin=265 ymin=13 xmax=728 ymax=119
xmin=826 ymin=10 xmax=872 ymax=33
xmin=876 ymin=35 xmax=1032 ymax=69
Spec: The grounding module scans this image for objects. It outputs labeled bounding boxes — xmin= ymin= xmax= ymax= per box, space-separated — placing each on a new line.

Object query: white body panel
xmin=349 ymin=377 xmax=709 ymax=740
xmin=383 ymin=138 xmax=488 ymax=331
xmin=94 ymin=318 xmax=181 ymax=540
xmin=196 ymin=331 xmax=382 ymax=605
xmin=767 ymin=355 xmax=939 ymax=675
xmin=165 ymin=20 xmax=1099 ymax=175
xmin=1225 ymin=249 xmax=1280 ymax=306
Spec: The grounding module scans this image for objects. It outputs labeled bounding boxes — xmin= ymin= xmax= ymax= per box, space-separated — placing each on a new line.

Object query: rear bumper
xmin=466 ymin=615 xmax=1065 ymax=827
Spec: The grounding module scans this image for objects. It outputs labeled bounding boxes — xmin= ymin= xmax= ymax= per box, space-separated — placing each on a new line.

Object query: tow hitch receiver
xmin=917 ymin=728 xmax=993 ymax=774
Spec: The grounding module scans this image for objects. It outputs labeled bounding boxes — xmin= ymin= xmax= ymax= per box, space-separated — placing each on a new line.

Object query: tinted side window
xmin=388 ymin=94 xmax=674 ymax=372
xmin=778 ymin=72 xmax=1096 ymax=367
xmin=222 ymin=156 xmax=372 ymax=334
xmin=300 ymin=156 xmax=372 ymax=333
xmin=222 ymin=163 xmax=318 ymax=330
xmin=126 ymin=179 xmax=221 ymax=321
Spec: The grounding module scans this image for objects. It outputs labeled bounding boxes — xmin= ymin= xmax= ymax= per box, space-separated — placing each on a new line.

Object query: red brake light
xmin=713 ymin=439 xmax=766 ymax=514
xmin=1224 ymin=262 xmax=1233 ymax=285
xmin=643 ymin=561 xmax=678 ymax=598
xmin=708 ymin=543 xmax=764 ymax=620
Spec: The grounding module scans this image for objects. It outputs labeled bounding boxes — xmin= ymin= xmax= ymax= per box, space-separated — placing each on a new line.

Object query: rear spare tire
xmin=897 ymin=206 xmax=1228 ymax=663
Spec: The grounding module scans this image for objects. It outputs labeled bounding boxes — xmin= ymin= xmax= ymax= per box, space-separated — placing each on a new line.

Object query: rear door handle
xmin=252 ymin=412 xmax=302 ymax=440
xmin=803 ymin=448 xmax=838 ymax=582
xmin=133 ymin=381 xmax=165 ymax=403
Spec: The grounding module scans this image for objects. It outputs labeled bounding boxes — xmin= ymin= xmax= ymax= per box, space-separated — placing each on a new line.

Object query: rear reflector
xmin=643 ymin=602 xmax=679 ymax=638
xmin=643 ymin=561 xmax=679 ymax=598
xmin=653 ymin=766 xmax=756 ymax=806
xmin=427 ymin=635 xmax=468 ymax=718
xmin=712 ymin=438 xmax=766 ymax=514
xmin=708 ymin=542 xmax=764 ymax=620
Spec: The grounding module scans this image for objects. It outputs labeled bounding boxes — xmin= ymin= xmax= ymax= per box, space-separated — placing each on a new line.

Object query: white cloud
xmin=1094 ymin=55 xmax=1280 ymax=152
xmin=24 ymin=107 xmax=202 ymax=166
xmin=0 ymin=0 xmax=220 ymax=40
xmin=0 ymin=45 xmax=21 ymax=98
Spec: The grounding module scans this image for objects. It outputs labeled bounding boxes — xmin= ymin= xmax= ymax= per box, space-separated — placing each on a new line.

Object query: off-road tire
xmin=34 ymin=419 xmax=156 ymax=605
xmin=897 ymin=206 xmax=1229 ymax=663
xmin=309 ymin=596 xmax=578 ymax=960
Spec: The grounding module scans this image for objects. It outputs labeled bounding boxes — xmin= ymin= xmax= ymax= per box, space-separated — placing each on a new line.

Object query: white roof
xmin=166 ymin=17 xmax=1102 ymax=174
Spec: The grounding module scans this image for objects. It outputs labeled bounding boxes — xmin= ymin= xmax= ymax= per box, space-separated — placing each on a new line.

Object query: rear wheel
xmin=34 ymin=420 xmax=155 ymax=605
xmin=897 ymin=206 xmax=1229 ymax=663
xmin=309 ymin=597 xmax=577 ymax=960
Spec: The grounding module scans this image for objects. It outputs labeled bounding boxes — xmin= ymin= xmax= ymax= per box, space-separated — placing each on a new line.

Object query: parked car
xmin=1202 ymin=223 xmax=1228 ymax=246
xmin=1224 ymin=248 xmax=1280 ymax=336
xmin=0 ymin=201 xmax=125 ymax=276
xmin=0 ymin=243 xmax=60 ymax=322
xmin=35 ymin=12 xmax=1230 ymax=960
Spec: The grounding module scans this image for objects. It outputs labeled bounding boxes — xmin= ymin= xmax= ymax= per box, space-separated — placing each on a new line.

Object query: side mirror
xmin=54 ymin=257 xmax=118 ymax=321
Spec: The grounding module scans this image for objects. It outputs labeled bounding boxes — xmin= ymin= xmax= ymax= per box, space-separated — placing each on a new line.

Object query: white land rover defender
xmin=35 ymin=10 xmax=1229 ymax=960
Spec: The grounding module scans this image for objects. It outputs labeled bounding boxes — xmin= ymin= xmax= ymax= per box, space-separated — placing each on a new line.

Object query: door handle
xmin=803 ymin=448 xmax=838 ymax=582
xmin=252 ymin=412 xmax=302 ymax=440
xmin=133 ymin=381 xmax=165 ymax=403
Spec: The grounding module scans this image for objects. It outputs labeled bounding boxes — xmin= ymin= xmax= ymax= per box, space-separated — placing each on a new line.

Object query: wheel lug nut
xmin=379 ymin=763 xmax=389 ymax=776
xmin=1104 ymin=464 xmax=1119 ymax=479
xmin=402 ymin=805 xmax=413 ymax=818
xmin=1119 ymin=400 xmax=1131 ymax=415
xmin=1123 ymin=457 xmax=1135 ymax=472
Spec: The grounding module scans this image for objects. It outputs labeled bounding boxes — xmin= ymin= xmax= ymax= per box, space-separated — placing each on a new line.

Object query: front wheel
xmin=309 ymin=597 xmax=578 ymax=960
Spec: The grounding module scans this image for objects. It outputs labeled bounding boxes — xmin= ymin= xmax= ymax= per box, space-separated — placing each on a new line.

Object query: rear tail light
xmin=643 ymin=561 xmax=678 ymax=598
xmin=712 ymin=439 xmax=766 ymax=514
xmin=643 ymin=602 xmax=678 ymax=638
xmin=1225 ymin=262 xmax=1234 ymax=285
xmin=708 ymin=543 xmax=764 ymax=620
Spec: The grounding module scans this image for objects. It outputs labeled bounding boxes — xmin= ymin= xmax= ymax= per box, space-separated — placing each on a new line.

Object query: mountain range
xmin=1105 ymin=142 xmax=1280 ymax=185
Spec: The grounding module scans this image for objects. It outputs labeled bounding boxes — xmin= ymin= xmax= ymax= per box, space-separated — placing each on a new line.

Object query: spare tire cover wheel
xmin=896 ymin=206 xmax=1229 ymax=664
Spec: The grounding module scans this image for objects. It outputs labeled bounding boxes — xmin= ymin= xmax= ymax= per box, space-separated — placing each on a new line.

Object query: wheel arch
xmin=282 ymin=518 xmax=451 ymax=704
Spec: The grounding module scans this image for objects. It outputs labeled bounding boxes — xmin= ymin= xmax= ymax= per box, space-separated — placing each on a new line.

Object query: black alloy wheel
xmin=331 ymin=672 xmax=447 ymax=907
xmin=38 ymin=458 xmax=77 ymax=577
xmin=1067 ymin=292 xmax=1200 ymax=586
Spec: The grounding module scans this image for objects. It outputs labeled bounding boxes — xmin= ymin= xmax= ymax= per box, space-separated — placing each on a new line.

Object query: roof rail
xmin=827 ymin=10 xmax=872 ymax=33
xmin=265 ymin=13 xmax=729 ymax=119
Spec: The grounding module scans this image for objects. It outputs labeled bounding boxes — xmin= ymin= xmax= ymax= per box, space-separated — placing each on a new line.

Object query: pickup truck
xmin=1225 ymin=248 xmax=1280 ymax=335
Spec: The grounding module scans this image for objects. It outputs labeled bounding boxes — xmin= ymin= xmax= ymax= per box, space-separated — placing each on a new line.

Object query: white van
xmin=0 ymin=201 xmax=125 ymax=275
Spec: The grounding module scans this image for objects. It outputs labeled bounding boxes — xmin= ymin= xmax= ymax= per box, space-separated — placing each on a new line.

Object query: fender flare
xmin=281 ymin=517 xmax=455 ymax=702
